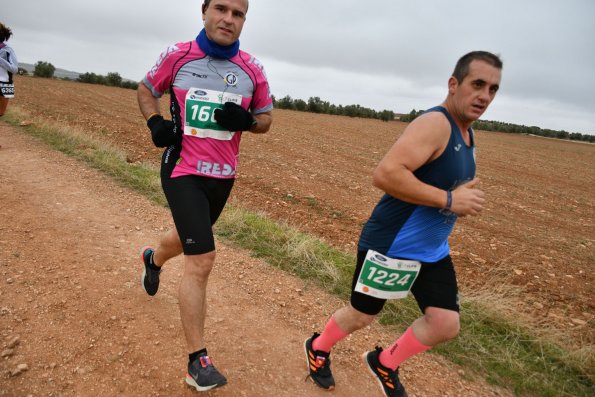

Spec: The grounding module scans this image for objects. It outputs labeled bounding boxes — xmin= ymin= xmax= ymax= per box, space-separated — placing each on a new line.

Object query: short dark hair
xmin=452 ymin=51 xmax=503 ymax=82
xmin=0 ymin=23 xmax=13 ymax=42
xmin=202 ymin=0 xmax=249 ymax=14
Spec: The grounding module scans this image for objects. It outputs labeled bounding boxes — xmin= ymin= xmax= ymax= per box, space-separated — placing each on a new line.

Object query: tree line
xmin=400 ymin=109 xmax=594 ymax=143
xmin=77 ymin=71 xmax=138 ymax=90
xmin=26 ymin=61 xmax=138 ymax=90
xmin=272 ymin=95 xmax=395 ymax=122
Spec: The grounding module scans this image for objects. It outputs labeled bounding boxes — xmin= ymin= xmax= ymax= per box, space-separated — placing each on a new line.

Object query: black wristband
xmin=445 ymin=190 xmax=452 ymax=210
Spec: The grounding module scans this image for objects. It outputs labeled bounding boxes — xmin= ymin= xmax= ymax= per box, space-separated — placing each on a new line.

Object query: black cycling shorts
xmin=161 ymin=147 xmax=234 ymax=255
xmin=350 ymin=250 xmax=460 ymax=315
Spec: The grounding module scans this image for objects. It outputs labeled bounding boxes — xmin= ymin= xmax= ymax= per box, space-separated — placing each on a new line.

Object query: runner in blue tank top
xmin=304 ymin=51 xmax=503 ymax=397
xmin=359 ymin=105 xmax=477 ymax=262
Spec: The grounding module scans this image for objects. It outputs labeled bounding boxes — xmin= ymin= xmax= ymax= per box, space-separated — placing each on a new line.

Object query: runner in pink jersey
xmin=137 ymin=0 xmax=272 ymax=391
xmin=143 ymin=35 xmax=272 ymax=179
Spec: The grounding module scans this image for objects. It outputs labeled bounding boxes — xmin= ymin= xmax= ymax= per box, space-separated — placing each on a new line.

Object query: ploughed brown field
xmin=12 ymin=76 xmax=595 ymax=348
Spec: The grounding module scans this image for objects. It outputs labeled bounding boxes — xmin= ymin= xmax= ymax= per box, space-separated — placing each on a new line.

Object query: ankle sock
xmin=147 ymin=251 xmax=160 ymax=271
xmin=189 ymin=348 xmax=207 ymax=365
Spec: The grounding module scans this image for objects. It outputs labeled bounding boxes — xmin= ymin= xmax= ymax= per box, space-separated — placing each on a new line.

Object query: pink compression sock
xmin=379 ymin=327 xmax=431 ymax=370
xmin=312 ymin=316 xmax=349 ymax=353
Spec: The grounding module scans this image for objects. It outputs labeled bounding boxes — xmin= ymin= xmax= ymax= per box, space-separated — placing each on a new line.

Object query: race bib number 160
xmin=184 ymin=88 xmax=242 ymax=140
xmin=354 ymin=250 xmax=421 ymax=300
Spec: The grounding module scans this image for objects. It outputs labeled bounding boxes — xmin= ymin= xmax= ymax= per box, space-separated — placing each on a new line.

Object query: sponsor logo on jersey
xmin=249 ymin=56 xmax=267 ymax=77
xmin=149 ymin=44 xmax=180 ymax=78
xmin=164 ymin=146 xmax=175 ymax=164
xmin=196 ymin=160 xmax=235 ymax=177
xmin=224 ymin=72 xmax=238 ymax=87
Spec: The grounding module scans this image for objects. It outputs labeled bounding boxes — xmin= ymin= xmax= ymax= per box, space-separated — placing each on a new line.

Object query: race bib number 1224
xmin=354 ymin=250 xmax=421 ymax=300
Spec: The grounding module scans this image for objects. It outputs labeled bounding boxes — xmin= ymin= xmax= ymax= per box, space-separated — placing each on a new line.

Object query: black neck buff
xmin=196 ymin=28 xmax=240 ymax=59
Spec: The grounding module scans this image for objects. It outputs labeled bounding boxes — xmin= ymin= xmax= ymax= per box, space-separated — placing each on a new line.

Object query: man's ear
xmin=447 ymin=76 xmax=458 ymax=95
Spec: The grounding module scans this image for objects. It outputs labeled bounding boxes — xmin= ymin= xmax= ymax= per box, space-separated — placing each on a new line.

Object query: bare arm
xmin=250 ymin=111 xmax=272 ymax=134
xmin=373 ymin=113 xmax=450 ymax=207
xmin=137 ymin=82 xmax=160 ymax=120
xmin=372 ymin=112 xmax=484 ymax=216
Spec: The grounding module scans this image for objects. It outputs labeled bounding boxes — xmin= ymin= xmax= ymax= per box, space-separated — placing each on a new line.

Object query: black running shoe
xmin=185 ymin=353 xmax=228 ymax=391
xmin=140 ymin=246 xmax=160 ymax=296
xmin=362 ymin=347 xmax=408 ymax=397
xmin=304 ymin=333 xmax=335 ymax=390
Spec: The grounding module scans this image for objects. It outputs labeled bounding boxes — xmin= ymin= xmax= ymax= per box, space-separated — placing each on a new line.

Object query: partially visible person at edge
xmin=0 ymin=22 xmax=18 ymax=117
xmin=304 ymin=51 xmax=502 ymax=397
xmin=137 ymin=0 xmax=272 ymax=391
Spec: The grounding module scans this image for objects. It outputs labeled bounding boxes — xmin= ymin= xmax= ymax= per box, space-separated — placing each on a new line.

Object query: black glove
xmin=214 ymin=102 xmax=255 ymax=132
xmin=147 ymin=114 xmax=177 ymax=147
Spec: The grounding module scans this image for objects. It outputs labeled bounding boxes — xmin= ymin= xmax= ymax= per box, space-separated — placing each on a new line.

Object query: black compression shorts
xmin=161 ymin=147 xmax=234 ymax=255
xmin=350 ymin=250 xmax=460 ymax=315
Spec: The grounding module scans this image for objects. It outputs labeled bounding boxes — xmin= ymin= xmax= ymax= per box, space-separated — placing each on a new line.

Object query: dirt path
xmin=0 ymin=123 xmax=510 ymax=396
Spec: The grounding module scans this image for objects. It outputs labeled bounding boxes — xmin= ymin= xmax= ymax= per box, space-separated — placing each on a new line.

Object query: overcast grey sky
xmin=4 ymin=0 xmax=595 ymax=134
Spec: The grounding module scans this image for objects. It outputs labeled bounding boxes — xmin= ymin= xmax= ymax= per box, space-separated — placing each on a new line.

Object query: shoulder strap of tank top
xmin=425 ymin=106 xmax=457 ymax=129
xmin=428 ymin=106 xmax=476 ymax=147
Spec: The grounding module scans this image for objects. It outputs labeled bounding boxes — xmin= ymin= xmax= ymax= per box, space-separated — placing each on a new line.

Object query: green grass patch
xmin=4 ymin=107 xmax=593 ymax=396
xmin=3 ymin=108 xmax=165 ymax=206
xmin=216 ymin=206 xmax=353 ymax=295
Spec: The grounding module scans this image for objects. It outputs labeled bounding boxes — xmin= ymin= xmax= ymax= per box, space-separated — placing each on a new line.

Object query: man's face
xmin=449 ymin=60 xmax=501 ymax=122
xmin=202 ymin=0 xmax=248 ymax=46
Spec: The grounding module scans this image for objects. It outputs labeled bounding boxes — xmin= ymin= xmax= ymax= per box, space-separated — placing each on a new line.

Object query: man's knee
xmin=341 ymin=304 xmax=377 ymax=330
xmin=184 ymin=251 xmax=216 ymax=282
xmin=425 ymin=308 xmax=460 ymax=341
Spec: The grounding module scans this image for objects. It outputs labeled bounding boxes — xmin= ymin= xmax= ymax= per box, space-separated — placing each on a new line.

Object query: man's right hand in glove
xmin=147 ymin=114 xmax=177 ymax=148
xmin=214 ymin=102 xmax=256 ymax=132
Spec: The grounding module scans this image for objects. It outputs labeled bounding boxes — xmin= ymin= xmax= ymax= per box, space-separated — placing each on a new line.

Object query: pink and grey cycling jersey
xmin=143 ymin=40 xmax=273 ymax=179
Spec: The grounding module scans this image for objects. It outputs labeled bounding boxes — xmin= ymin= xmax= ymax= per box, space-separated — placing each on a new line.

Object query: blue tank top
xmin=358 ymin=106 xmax=476 ymax=262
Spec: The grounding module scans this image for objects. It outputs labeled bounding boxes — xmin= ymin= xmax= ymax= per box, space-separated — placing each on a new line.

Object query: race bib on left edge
xmin=0 ymin=83 xmax=14 ymax=98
